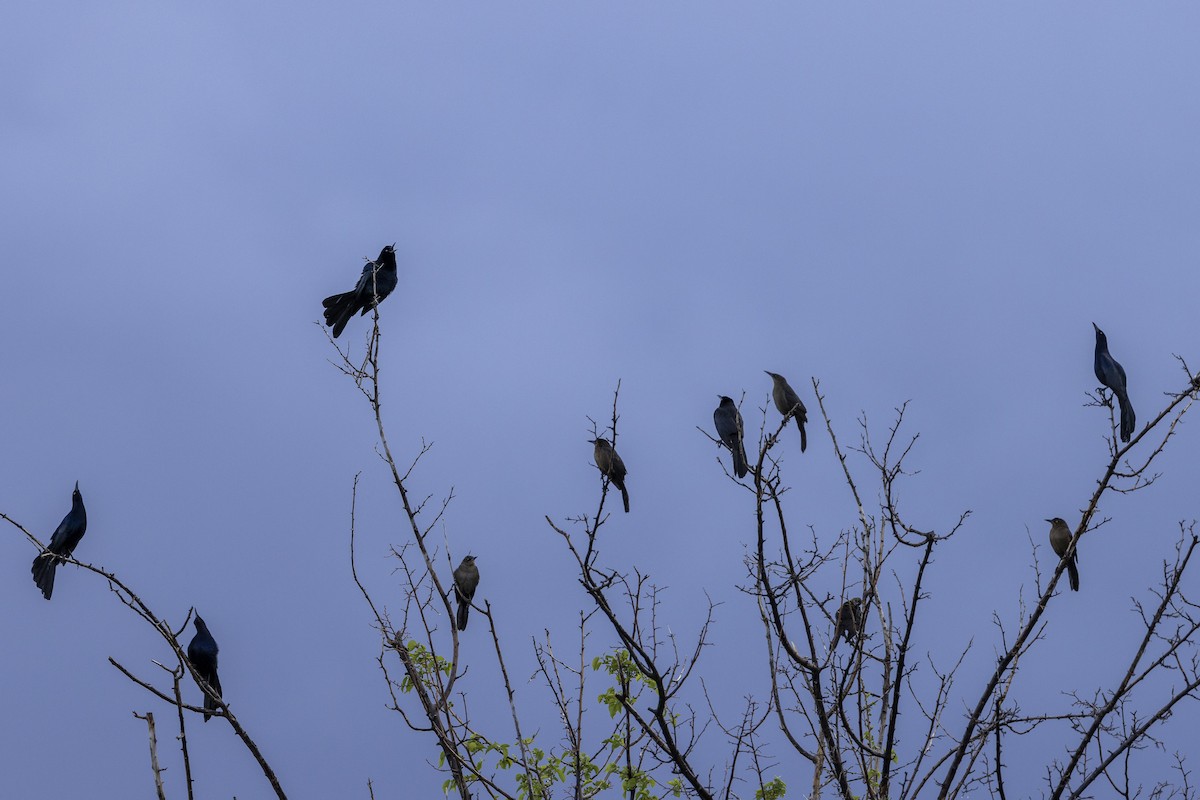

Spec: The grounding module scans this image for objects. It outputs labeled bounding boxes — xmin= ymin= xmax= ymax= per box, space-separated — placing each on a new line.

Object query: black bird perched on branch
xmin=833 ymin=598 xmax=863 ymax=648
xmin=1046 ymin=517 xmax=1079 ymax=592
xmin=322 ymin=245 xmax=398 ymax=338
xmin=453 ymin=556 xmax=479 ymax=631
xmin=31 ymin=482 xmax=87 ymax=600
xmin=187 ymin=615 xmax=222 ymax=722
xmin=1092 ymin=322 xmax=1135 ymax=442
xmin=713 ymin=396 xmax=748 ymax=478
xmin=765 ymin=371 xmax=808 ymax=453
xmin=591 ymin=437 xmax=630 ymax=513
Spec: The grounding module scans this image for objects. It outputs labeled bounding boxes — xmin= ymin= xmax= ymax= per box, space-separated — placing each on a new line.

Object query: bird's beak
xmin=1044 ymin=518 xmax=1054 ymax=523
xmin=74 ymin=481 xmax=79 ymax=490
xmin=1092 ymin=322 xmax=1099 ymax=332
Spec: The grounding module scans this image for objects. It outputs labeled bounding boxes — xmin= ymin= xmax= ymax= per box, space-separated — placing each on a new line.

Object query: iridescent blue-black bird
xmin=1093 ymin=322 xmax=1135 ymax=442
xmin=31 ymin=482 xmax=87 ymax=600
xmin=187 ymin=615 xmax=222 ymax=722
xmin=713 ymin=396 xmax=748 ymax=478
xmin=322 ymin=245 xmax=398 ymax=338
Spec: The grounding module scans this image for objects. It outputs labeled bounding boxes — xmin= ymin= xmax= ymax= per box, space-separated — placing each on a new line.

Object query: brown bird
xmin=765 ymin=371 xmax=808 ymax=452
xmin=833 ymin=598 xmax=863 ymax=647
xmin=1046 ymin=517 xmax=1079 ymax=591
xmin=591 ymin=437 xmax=630 ymax=513
xmin=453 ymin=556 xmax=480 ymax=631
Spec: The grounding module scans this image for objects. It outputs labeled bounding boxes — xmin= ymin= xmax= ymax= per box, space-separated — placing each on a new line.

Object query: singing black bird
xmin=765 ymin=371 xmax=808 ymax=453
xmin=187 ymin=615 xmax=222 ymax=722
xmin=833 ymin=598 xmax=863 ymax=648
xmin=1046 ymin=517 xmax=1080 ymax=592
xmin=453 ymin=556 xmax=480 ymax=632
xmin=591 ymin=438 xmax=630 ymax=513
xmin=31 ymin=482 xmax=87 ymax=600
xmin=1092 ymin=322 xmax=1135 ymax=442
xmin=322 ymin=245 xmax=398 ymax=338
xmin=713 ymin=396 xmax=748 ymax=478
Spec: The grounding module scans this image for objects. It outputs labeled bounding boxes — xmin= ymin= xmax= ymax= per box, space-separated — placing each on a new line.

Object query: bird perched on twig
xmin=1092 ymin=322 xmax=1135 ymax=442
xmin=187 ymin=614 xmax=223 ymax=722
xmin=833 ymin=598 xmax=863 ymax=648
xmin=322 ymin=245 xmax=398 ymax=338
xmin=765 ymin=371 xmax=808 ymax=453
xmin=591 ymin=438 xmax=630 ymax=513
xmin=1046 ymin=517 xmax=1080 ymax=592
xmin=453 ymin=556 xmax=480 ymax=631
xmin=31 ymin=482 xmax=87 ymax=600
xmin=713 ymin=396 xmax=748 ymax=478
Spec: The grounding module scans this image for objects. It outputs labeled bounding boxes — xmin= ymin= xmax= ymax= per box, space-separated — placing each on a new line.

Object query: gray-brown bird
xmin=714 ymin=396 xmax=748 ymax=478
xmin=833 ymin=598 xmax=863 ymax=647
xmin=1047 ymin=517 xmax=1079 ymax=591
xmin=765 ymin=371 xmax=808 ymax=453
xmin=591 ymin=438 xmax=629 ymax=513
xmin=453 ymin=556 xmax=480 ymax=631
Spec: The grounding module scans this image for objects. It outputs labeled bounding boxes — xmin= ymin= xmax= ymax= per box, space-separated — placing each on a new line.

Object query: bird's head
xmin=194 ymin=615 xmax=206 ymax=630
xmin=72 ymin=481 xmax=81 ymax=499
xmin=1092 ymin=322 xmax=1107 ymax=343
xmin=764 ymin=371 xmax=781 ymax=380
xmin=1045 ymin=517 xmax=1067 ymax=527
xmin=718 ymin=395 xmax=733 ymax=405
xmin=463 ymin=555 xmax=476 ymax=566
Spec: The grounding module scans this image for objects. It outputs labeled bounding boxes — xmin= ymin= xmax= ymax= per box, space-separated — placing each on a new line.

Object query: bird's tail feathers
xmin=201 ymin=672 xmax=222 ymax=722
xmin=31 ymin=553 xmax=58 ymax=600
xmin=1118 ymin=395 xmax=1136 ymax=442
xmin=1067 ymin=558 xmax=1080 ymax=592
xmin=322 ymin=292 xmax=359 ymax=338
xmin=733 ymin=447 xmax=749 ymax=479
xmin=620 ymin=486 xmax=630 ymax=513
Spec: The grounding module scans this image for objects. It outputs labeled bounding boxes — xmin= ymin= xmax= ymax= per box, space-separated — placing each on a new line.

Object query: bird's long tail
xmin=619 ymin=485 xmax=630 ymax=513
xmin=1066 ymin=556 xmax=1080 ymax=592
xmin=322 ymin=291 xmax=360 ymax=339
xmin=1117 ymin=391 xmax=1136 ymax=442
xmin=456 ymin=599 xmax=471 ymax=631
xmin=202 ymin=671 xmax=223 ymax=722
xmin=31 ymin=553 xmax=58 ymax=600
xmin=796 ymin=418 xmax=808 ymax=453
xmin=733 ymin=445 xmax=748 ymax=479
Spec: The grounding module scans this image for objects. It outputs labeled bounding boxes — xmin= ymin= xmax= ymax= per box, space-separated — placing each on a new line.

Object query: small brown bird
xmin=833 ymin=598 xmax=863 ymax=647
xmin=591 ymin=438 xmax=630 ymax=513
xmin=1046 ymin=517 xmax=1079 ymax=591
xmin=453 ymin=556 xmax=480 ymax=631
xmin=765 ymin=371 xmax=808 ymax=453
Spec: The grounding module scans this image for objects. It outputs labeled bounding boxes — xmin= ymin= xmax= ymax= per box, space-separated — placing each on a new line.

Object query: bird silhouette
xmin=322 ymin=245 xmax=399 ymax=338
xmin=31 ymin=482 xmax=87 ymax=600
xmin=1092 ymin=322 xmax=1135 ymax=442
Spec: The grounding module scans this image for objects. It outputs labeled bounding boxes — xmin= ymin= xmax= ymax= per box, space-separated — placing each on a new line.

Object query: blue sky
xmin=3 ymin=4 xmax=1199 ymax=797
